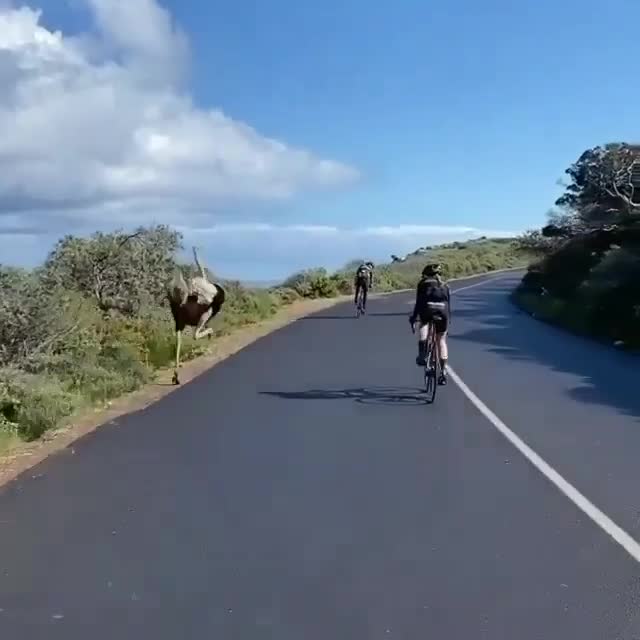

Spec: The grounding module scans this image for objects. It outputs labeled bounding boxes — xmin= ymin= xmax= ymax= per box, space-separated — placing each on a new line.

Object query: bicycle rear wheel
xmin=423 ymin=324 xmax=439 ymax=404
xmin=355 ymin=290 xmax=364 ymax=317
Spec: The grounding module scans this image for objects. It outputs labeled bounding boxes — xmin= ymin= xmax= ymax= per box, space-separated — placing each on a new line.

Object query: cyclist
xmin=409 ymin=263 xmax=451 ymax=385
xmin=354 ymin=261 xmax=374 ymax=313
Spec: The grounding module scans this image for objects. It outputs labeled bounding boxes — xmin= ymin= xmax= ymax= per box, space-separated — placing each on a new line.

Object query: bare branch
xmin=604 ymin=183 xmax=640 ymax=210
xmin=18 ymin=319 xmax=82 ymax=365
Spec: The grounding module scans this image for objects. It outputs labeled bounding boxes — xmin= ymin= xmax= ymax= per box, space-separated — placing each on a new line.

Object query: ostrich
xmin=167 ymin=247 xmax=226 ymax=385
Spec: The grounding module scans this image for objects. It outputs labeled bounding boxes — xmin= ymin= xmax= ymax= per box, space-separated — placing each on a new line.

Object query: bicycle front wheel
xmin=423 ymin=326 xmax=438 ymax=404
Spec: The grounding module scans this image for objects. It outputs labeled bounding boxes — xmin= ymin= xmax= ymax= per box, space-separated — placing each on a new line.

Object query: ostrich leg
xmin=172 ymin=330 xmax=182 ymax=385
xmin=194 ymin=308 xmax=214 ymax=339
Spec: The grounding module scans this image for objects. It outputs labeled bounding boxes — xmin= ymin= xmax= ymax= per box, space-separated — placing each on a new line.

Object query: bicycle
xmin=355 ymin=287 xmax=366 ymax=318
xmin=411 ymin=318 xmax=440 ymax=404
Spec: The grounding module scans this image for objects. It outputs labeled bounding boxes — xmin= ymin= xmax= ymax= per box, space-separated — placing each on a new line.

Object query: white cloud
xmin=0 ymin=1 xmax=518 ymax=280
xmin=180 ymin=223 xmax=341 ymax=235
xmin=179 ymin=222 xmax=514 ymax=239
xmin=176 ymin=222 xmax=519 ymax=241
xmin=357 ymin=224 xmax=513 ymax=237
xmin=83 ymin=0 xmax=190 ymax=84
xmin=0 ymin=1 xmax=360 ymax=233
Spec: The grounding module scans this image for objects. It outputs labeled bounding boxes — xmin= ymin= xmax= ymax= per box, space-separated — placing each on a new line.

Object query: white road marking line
xmin=451 ymin=276 xmax=508 ymax=294
xmin=436 ymin=274 xmax=640 ymax=564
xmin=448 ymin=367 xmax=640 ymax=564
xmin=406 ymin=274 xmax=509 ymax=304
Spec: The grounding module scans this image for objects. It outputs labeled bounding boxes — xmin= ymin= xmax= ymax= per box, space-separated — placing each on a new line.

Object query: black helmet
xmin=366 ymin=261 xmax=374 ymax=268
xmin=422 ymin=263 xmax=442 ymax=277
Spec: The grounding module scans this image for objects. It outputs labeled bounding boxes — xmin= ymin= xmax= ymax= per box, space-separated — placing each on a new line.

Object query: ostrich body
xmin=167 ymin=248 xmax=226 ymax=385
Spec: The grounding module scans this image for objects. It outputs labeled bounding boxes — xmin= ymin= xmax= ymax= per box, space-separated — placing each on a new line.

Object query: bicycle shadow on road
xmin=301 ymin=311 xmax=409 ymax=320
xmin=260 ymin=386 xmax=430 ymax=406
xmin=300 ymin=314 xmax=358 ymax=320
xmin=366 ymin=312 xmax=410 ymax=317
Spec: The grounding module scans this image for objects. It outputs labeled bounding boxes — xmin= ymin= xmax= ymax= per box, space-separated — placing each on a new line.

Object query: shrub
xmin=0 ymin=369 xmax=79 ymax=441
xmin=283 ymin=268 xmax=340 ymax=298
xmin=271 ymin=287 xmax=301 ymax=305
xmin=581 ymin=248 xmax=640 ymax=345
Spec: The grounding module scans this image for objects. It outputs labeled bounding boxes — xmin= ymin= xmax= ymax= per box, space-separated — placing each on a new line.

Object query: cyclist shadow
xmin=302 ymin=311 xmax=409 ymax=319
xmin=260 ymin=386 xmax=430 ymax=406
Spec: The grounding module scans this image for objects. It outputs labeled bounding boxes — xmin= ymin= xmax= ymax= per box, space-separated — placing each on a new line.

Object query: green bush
xmin=0 ymin=369 xmax=79 ymax=441
xmin=271 ymin=287 xmax=301 ymax=305
xmin=581 ymin=248 xmax=640 ymax=345
xmin=283 ymin=268 xmax=341 ymax=298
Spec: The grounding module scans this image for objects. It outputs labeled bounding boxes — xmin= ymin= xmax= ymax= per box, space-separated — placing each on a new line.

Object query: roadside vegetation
xmin=1 ymin=229 xmax=525 ymax=445
xmin=284 ymin=237 xmax=526 ymax=298
xmin=514 ymin=143 xmax=640 ymax=350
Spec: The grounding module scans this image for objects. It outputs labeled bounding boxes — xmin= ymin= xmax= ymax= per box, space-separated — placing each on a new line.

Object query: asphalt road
xmin=1 ymin=271 xmax=640 ymax=639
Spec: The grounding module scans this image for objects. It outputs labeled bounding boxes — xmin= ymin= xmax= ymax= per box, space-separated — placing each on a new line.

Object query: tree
xmin=518 ymin=142 xmax=640 ymax=324
xmin=42 ymin=225 xmax=183 ymax=314
xmin=520 ymin=144 xmax=640 ymax=258
xmin=556 ymin=143 xmax=640 ymax=228
xmin=0 ymin=266 xmax=85 ymax=367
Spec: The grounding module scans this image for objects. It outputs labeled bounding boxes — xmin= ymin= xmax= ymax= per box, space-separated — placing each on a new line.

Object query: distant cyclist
xmin=354 ymin=261 xmax=374 ymax=313
xmin=409 ymin=263 xmax=451 ymax=385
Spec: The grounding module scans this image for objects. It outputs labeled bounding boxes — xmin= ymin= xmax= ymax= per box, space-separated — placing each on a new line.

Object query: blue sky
xmin=0 ymin=0 xmax=638 ymax=279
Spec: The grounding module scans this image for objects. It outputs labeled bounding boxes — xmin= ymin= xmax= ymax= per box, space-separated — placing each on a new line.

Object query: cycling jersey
xmin=410 ymin=276 xmax=451 ymax=330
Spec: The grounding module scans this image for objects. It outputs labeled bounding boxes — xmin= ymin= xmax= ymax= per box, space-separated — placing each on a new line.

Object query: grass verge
xmin=511 ymin=287 xmax=639 ymax=353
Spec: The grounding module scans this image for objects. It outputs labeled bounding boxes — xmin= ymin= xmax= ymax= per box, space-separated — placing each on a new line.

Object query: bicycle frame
xmin=422 ymin=320 xmax=440 ymax=403
xmin=355 ymin=285 xmax=366 ymax=317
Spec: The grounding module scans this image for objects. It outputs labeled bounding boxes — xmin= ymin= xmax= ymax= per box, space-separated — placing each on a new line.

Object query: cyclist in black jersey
xmin=354 ymin=261 xmax=374 ymax=313
xmin=409 ymin=263 xmax=451 ymax=385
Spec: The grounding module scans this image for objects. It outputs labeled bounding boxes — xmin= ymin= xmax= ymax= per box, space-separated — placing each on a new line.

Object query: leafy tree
xmin=42 ymin=225 xmax=183 ymax=314
xmin=556 ymin=143 xmax=640 ymax=228
xmin=517 ymin=142 xmax=640 ymax=346
xmin=0 ymin=266 xmax=87 ymax=367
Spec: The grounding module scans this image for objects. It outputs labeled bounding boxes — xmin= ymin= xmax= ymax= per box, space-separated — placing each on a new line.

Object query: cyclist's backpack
xmin=357 ymin=265 xmax=369 ymax=279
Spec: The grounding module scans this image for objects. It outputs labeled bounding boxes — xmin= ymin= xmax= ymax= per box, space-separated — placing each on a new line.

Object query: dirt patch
xmin=0 ymin=294 xmax=351 ymax=488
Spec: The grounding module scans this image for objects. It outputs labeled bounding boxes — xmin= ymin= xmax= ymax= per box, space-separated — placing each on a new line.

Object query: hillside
xmin=280 ymin=236 xmax=526 ymax=298
xmin=377 ymin=237 xmax=524 ymax=289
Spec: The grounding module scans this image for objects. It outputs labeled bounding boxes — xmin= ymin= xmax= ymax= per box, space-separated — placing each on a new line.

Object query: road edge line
xmin=404 ymin=272 xmax=518 ymax=304
xmin=447 ymin=273 xmax=640 ymax=564
xmin=448 ymin=366 xmax=640 ymax=565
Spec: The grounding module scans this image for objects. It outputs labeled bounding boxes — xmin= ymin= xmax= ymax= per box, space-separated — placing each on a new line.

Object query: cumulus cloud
xmin=0 ymin=1 xmax=517 ymax=279
xmin=0 ymin=1 xmax=360 ymax=234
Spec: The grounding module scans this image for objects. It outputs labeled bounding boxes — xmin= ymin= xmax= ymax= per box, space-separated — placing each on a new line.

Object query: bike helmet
xmin=422 ymin=263 xmax=442 ymax=277
xmin=366 ymin=261 xmax=374 ymax=268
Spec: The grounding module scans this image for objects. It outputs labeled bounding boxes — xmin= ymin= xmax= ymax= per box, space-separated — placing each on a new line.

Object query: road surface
xmin=1 ymin=272 xmax=640 ymax=639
